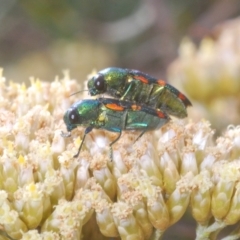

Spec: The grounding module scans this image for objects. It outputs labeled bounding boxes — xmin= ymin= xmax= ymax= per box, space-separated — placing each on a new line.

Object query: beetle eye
xmin=94 ymin=74 xmax=106 ymax=91
xmin=68 ymin=108 xmax=81 ymax=124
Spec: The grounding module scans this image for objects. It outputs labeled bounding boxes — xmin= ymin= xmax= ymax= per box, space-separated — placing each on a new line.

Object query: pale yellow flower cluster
xmin=0 ymin=69 xmax=240 ymax=240
xmin=168 ymin=17 xmax=240 ymax=130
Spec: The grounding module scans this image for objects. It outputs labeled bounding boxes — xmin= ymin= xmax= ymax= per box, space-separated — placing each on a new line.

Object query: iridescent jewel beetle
xmin=87 ymin=67 xmax=192 ymax=118
xmin=61 ymin=98 xmax=170 ymax=159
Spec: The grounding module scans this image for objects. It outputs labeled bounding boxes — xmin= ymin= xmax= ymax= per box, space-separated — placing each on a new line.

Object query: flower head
xmin=0 ymin=68 xmax=239 ymax=239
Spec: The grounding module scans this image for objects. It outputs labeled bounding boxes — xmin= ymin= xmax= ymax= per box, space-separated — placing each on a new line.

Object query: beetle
xmin=61 ymin=98 xmax=170 ymax=159
xmin=87 ymin=67 xmax=191 ymax=118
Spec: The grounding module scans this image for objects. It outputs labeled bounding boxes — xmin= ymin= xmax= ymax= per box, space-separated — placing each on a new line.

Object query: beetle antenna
xmin=69 ymin=90 xmax=88 ymax=97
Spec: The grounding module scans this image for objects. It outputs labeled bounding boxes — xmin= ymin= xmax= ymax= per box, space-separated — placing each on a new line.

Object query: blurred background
xmin=1 ymin=0 xmax=240 ymax=239
xmin=1 ymin=0 xmax=239 ymax=81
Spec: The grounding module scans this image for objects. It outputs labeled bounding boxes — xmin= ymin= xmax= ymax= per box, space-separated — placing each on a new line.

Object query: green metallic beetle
xmin=87 ymin=67 xmax=192 ymax=118
xmin=61 ymin=98 xmax=170 ymax=159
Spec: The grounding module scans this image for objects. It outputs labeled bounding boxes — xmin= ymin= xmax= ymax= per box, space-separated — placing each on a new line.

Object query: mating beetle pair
xmin=62 ymin=67 xmax=192 ymax=159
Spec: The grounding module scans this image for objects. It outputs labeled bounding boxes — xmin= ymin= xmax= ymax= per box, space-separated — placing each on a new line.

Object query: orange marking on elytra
xmin=135 ymin=75 xmax=149 ymax=84
xmin=131 ymin=104 xmax=141 ymax=111
xmin=157 ymin=79 xmax=166 ymax=86
xmin=106 ymin=103 xmax=124 ymax=111
xmin=156 ymin=110 xmax=166 ymax=118
xmin=178 ymin=92 xmax=186 ymax=101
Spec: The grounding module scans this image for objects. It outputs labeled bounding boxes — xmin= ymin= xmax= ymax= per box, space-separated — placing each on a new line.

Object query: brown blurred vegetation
xmin=1 ymin=0 xmax=240 ymax=83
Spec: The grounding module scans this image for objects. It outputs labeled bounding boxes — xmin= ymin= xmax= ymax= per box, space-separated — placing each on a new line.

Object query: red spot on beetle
xmin=135 ymin=75 xmax=149 ymax=84
xmin=156 ymin=110 xmax=167 ymax=118
xmin=131 ymin=104 xmax=141 ymax=111
xmin=157 ymin=79 xmax=166 ymax=86
xmin=178 ymin=93 xmax=192 ymax=106
xmin=106 ymin=103 xmax=124 ymax=111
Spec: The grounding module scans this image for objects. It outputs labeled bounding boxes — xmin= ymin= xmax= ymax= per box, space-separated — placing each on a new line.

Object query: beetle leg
xmin=74 ymin=126 xmax=93 ymax=158
xmin=120 ymin=81 xmax=134 ymax=100
xmin=109 ymin=130 xmax=122 ymax=161
xmin=134 ymin=130 xmax=147 ymax=143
